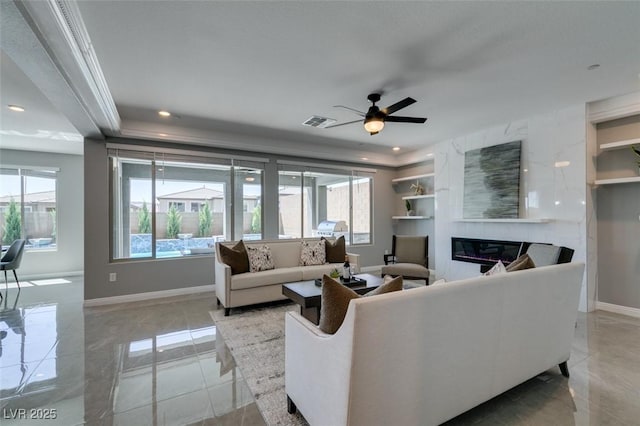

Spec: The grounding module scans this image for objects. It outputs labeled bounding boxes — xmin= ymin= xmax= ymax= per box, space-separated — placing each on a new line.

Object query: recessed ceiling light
xmin=587 ymin=64 xmax=600 ymax=71
xmin=8 ymin=105 xmax=25 ymax=112
xmin=158 ymin=110 xmax=171 ymax=117
xmin=158 ymin=133 xmax=168 ymax=137
xmin=392 ymin=147 xmax=400 ymax=151
xmin=245 ymin=177 xmax=255 ymax=182
xmin=361 ymin=157 xmax=369 ymax=161
xmin=554 ymin=161 xmax=571 ymax=168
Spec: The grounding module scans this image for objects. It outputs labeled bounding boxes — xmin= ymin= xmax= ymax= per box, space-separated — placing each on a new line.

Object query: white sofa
xmin=285 ymin=262 xmax=585 ymax=426
xmin=215 ymin=238 xmax=360 ymax=315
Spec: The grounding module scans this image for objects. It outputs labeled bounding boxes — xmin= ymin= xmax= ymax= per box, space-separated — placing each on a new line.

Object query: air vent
xmin=302 ymin=116 xmax=337 ymax=128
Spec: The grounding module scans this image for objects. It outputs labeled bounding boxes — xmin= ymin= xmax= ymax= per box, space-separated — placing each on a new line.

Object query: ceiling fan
xmin=326 ymin=93 xmax=428 ymax=135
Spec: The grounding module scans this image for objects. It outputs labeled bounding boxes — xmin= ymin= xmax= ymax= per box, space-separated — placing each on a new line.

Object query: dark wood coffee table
xmin=282 ymin=273 xmax=384 ymax=325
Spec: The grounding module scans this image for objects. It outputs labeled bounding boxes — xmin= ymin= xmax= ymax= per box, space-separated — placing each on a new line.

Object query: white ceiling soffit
xmin=0 ymin=51 xmax=83 ymax=155
xmin=2 ymin=0 xmax=120 ymax=138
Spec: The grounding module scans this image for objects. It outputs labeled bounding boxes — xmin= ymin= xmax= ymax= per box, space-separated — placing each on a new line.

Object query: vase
xmin=406 ymin=210 xmax=415 ymax=216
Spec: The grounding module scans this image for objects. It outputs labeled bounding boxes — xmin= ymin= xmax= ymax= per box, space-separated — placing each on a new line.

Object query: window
xmin=0 ymin=167 xmax=57 ymax=250
xmin=234 ymin=168 xmax=263 ymax=240
xmin=109 ymin=149 xmax=265 ymax=260
xmin=278 ymin=168 xmax=372 ymax=245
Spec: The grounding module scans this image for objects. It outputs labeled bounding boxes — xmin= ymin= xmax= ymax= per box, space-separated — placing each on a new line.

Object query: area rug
xmin=211 ymin=303 xmax=308 ymax=426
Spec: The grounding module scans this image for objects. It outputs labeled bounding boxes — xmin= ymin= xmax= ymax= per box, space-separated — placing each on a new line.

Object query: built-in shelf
xmin=391 ymin=173 xmax=434 ymax=183
xmin=392 ymin=216 xmax=432 ymax=220
xmin=599 ymin=138 xmax=640 ymax=152
xmin=454 ymin=218 xmax=552 ymax=223
xmin=594 ymin=176 xmax=640 ymax=185
xmin=402 ymin=194 xmax=435 ymax=200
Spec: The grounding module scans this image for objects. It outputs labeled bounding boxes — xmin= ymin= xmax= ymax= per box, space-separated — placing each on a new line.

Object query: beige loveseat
xmin=215 ymin=238 xmax=360 ymax=315
xmin=285 ymin=262 xmax=585 ymax=425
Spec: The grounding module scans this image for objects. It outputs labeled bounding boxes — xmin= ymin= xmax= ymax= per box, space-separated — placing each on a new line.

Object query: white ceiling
xmin=2 ymin=1 xmax=640 ymax=165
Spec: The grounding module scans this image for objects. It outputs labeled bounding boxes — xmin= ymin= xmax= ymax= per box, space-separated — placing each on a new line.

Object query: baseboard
xmin=596 ymin=301 xmax=640 ymax=319
xmin=84 ymin=285 xmax=215 ymax=307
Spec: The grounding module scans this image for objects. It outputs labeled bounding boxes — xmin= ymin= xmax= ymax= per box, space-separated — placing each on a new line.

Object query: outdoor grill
xmin=315 ymin=220 xmax=348 ymax=237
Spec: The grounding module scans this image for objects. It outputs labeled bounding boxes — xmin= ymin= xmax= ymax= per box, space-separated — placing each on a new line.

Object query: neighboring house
xmin=0 ymin=190 xmax=56 ymax=213
xmin=156 ymin=186 xmax=226 ymax=213
xmin=0 ymin=190 xmax=56 ymax=241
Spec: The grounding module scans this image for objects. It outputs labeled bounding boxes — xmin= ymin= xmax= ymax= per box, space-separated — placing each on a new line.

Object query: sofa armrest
xmin=347 ymin=252 xmax=361 ymax=273
xmin=285 ymin=311 xmax=354 ymax=425
xmin=214 ymin=255 xmax=231 ymax=307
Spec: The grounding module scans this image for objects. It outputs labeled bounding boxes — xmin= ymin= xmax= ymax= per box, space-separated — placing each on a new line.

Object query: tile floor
xmin=1 ymin=276 xmax=639 ymax=425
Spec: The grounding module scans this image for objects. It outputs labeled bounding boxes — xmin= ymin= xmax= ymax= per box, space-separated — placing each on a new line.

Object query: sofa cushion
xmin=319 ymin=274 xmax=403 ymax=334
xmin=231 ymin=267 xmax=304 ymax=290
xmin=526 ymin=244 xmax=561 ymax=267
xmin=246 ymin=244 xmax=275 ymax=272
xmin=300 ymin=240 xmax=326 ymax=266
xmin=322 ymin=236 xmax=346 ymax=263
xmin=266 ymin=242 xmax=303 ymax=268
xmin=381 ymin=263 xmax=430 ymax=278
xmin=218 ymin=240 xmax=250 ymax=275
xmin=506 ymin=253 xmax=536 ymax=272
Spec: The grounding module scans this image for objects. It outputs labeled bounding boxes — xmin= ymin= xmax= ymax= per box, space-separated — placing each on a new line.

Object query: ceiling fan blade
xmin=385 ymin=116 xmax=427 ymax=123
xmin=382 ymin=97 xmax=416 ymax=115
xmin=333 ymin=105 xmax=366 ymax=117
xmin=324 ymin=119 xmax=363 ymax=129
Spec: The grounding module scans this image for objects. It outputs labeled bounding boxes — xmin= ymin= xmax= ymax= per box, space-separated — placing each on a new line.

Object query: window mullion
xmin=151 ymin=160 xmax=157 ymax=258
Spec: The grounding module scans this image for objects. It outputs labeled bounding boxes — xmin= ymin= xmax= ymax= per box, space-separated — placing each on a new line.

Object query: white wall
xmin=0 ymin=149 xmax=84 ymax=278
xmin=433 ymin=104 xmax=589 ymax=311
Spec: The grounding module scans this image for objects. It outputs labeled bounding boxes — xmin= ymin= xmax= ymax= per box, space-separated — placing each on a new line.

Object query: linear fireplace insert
xmin=451 ymin=237 xmax=574 ymax=272
xmin=451 ymin=237 xmax=524 ymax=266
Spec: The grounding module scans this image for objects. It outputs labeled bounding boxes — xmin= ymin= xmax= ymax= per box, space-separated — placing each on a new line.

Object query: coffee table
xmin=282 ymin=273 xmax=384 ymax=325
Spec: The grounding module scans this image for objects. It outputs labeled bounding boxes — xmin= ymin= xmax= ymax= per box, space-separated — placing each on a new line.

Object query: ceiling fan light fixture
xmin=364 ymin=117 xmax=384 ymax=134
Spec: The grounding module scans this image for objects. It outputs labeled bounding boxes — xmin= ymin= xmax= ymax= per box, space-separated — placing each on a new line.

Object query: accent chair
xmin=381 ymin=235 xmax=429 ymax=285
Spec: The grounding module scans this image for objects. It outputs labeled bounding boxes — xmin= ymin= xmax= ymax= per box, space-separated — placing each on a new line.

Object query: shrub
xmin=3 ymin=199 xmax=22 ymax=244
xmin=166 ymin=204 xmax=182 ymax=239
xmin=198 ymin=203 xmax=212 ymax=237
xmin=138 ymin=202 xmax=151 ymax=233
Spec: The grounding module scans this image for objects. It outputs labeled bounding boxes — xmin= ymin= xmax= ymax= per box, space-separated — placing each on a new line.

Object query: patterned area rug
xmin=211 ymin=303 xmax=308 ymax=426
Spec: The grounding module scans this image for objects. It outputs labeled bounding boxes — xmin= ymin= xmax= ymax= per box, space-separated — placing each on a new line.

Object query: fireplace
xmin=451 ymin=237 xmax=524 ymax=267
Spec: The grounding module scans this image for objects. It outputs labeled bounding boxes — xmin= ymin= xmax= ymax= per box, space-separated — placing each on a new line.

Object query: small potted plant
xmin=330 ymin=267 xmax=341 ymax=279
xmin=632 ymin=145 xmax=640 ymax=175
xmin=405 ymin=199 xmax=415 ymax=216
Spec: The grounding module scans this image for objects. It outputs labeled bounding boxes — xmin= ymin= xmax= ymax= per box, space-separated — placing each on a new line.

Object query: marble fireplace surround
xmin=433 ymin=104 xmax=589 ymax=310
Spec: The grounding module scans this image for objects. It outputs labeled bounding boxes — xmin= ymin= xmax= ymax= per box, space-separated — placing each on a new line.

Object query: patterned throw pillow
xmin=246 ymin=244 xmax=275 ymax=272
xmin=319 ymin=274 xmax=403 ymax=334
xmin=300 ymin=240 xmax=326 ymax=266
xmin=484 ymin=260 xmax=507 ymax=276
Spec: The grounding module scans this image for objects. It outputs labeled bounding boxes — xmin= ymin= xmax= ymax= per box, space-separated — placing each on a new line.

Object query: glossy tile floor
xmin=0 ymin=277 xmax=265 ymax=425
xmin=1 ymin=276 xmax=639 ymax=425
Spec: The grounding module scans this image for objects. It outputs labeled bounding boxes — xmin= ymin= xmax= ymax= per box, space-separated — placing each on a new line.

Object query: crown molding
xmin=588 ymin=91 xmax=640 ymax=123
xmin=16 ymin=0 xmax=121 ymax=135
